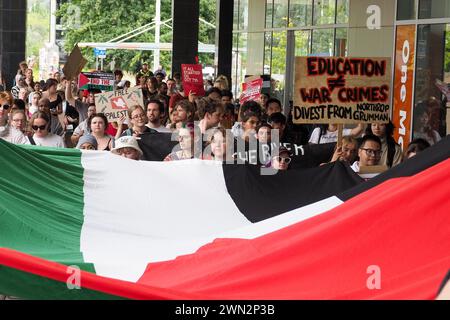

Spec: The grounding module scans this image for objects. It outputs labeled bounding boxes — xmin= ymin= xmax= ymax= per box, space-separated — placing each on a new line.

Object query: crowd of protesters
xmin=0 ymin=61 xmax=434 ymax=174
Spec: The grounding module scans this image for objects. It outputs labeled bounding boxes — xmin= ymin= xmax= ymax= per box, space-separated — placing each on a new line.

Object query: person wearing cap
xmin=76 ymin=134 xmax=98 ymax=150
xmin=136 ymin=62 xmax=153 ymax=80
xmin=111 ymin=136 xmax=143 ymax=161
xmin=271 ymin=146 xmax=292 ymax=171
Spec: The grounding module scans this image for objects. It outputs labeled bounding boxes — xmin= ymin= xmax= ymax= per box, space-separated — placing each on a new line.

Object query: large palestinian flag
xmin=0 ymin=137 xmax=449 ymax=299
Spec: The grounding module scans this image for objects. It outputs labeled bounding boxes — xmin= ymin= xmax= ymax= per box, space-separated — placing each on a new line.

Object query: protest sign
xmin=63 ymin=45 xmax=88 ymax=80
xmin=95 ymin=87 xmax=144 ymax=123
xmin=78 ymin=72 xmax=115 ymax=91
xmin=293 ymin=57 xmax=392 ymax=124
xmin=240 ymin=76 xmax=263 ymax=104
xmin=181 ymin=64 xmax=205 ymax=96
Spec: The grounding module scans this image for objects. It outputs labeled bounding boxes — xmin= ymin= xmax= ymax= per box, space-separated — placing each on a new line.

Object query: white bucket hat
xmin=111 ymin=136 xmax=143 ymax=157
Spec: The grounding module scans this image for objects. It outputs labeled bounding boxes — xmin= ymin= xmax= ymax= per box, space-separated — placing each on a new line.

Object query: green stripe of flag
xmin=0 ymin=140 xmax=91 ymax=270
xmin=0 ymin=265 xmax=124 ymax=300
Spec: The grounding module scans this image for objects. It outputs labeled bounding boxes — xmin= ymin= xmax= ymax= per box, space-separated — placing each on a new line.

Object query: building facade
xmin=231 ymin=0 xmax=449 ymax=148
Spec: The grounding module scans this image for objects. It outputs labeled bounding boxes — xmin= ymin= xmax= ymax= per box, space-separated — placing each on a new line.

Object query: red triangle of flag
xmin=78 ymin=73 xmax=90 ymax=89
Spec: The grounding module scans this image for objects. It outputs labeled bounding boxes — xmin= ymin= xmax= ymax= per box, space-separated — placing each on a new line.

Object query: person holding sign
xmin=329 ymin=136 xmax=359 ymax=164
xmin=115 ymin=105 xmax=156 ymax=138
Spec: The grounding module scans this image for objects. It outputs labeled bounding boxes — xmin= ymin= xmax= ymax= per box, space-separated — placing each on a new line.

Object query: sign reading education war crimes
xmin=95 ymin=87 xmax=144 ymax=123
xmin=293 ymin=57 xmax=392 ymax=124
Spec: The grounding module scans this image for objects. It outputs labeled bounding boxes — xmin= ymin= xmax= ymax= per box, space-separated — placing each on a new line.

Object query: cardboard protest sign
xmin=78 ymin=72 xmax=115 ymax=91
xmin=63 ymin=45 xmax=88 ymax=80
xmin=240 ymin=76 xmax=263 ymax=104
xmin=95 ymin=87 xmax=144 ymax=123
xmin=181 ymin=64 xmax=205 ymax=96
xmin=293 ymin=57 xmax=392 ymax=124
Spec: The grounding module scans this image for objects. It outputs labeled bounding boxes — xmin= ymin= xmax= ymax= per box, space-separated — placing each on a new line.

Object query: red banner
xmin=392 ymin=25 xmax=416 ymax=150
xmin=181 ymin=64 xmax=205 ymax=97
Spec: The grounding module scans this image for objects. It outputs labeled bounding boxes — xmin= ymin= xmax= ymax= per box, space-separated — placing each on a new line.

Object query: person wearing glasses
xmin=28 ymin=112 xmax=65 ymax=147
xmin=75 ymin=134 xmax=98 ymax=151
xmin=9 ymin=109 xmax=27 ymax=133
xmin=0 ymin=91 xmax=29 ymax=144
xmin=271 ymin=146 xmax=292 ymax=171
xmin=350 ymin=134 xmax=382 ymax=173
xmin=116 ymin=105 xmax=156 ymax=138
xmin=365 ymin=121 xmax=402 ymax=168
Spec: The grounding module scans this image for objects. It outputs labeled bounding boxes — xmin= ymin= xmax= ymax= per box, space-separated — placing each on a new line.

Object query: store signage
xmin=392 ymin=25 xmax=416 ymax=150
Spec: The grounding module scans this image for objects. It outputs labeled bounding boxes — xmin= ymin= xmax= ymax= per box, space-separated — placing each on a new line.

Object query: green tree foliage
xmin=27 ymin=1 xmax=50 ymax=63
xmin=57 ymin=0 xmax=216 ymax=74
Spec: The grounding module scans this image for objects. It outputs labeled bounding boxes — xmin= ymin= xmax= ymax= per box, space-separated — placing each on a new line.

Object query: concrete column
xmin=171 ymin=0 xmax=200 ymax=77
xmin=215 ymin=0 xmax=233 ymax=86
xmin=0 ymin=0 xmax=27 ymax=88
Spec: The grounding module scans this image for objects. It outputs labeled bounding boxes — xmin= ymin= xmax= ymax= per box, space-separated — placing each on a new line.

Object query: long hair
xmin=365 ymin=121 xmax=397 ymax=167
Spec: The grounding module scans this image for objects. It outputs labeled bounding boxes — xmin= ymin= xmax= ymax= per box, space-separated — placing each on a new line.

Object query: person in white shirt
xmin=71 ymin=104 xmax=96 ymax=146
xmin=309 ymin=123 xmax=364 ymax=144
xmin=0 ymin=91 xmax=29 ymax=145
xmin=197 ymin=97 xmax=224 ymax=135
xmin=28 ymin=111 xmax=65 ymax=148
xmin=146 ymin=99 xmax=171 ymax=133
xmin=350 ymin=134 xmax=382 ymax=173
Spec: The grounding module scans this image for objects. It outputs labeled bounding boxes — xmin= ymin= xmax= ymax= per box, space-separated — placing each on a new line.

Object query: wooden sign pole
xmin=337 ymin=124 xmax=344 ymax=147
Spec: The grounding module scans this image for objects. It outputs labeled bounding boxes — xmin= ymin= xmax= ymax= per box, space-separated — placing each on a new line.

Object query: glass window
xmin=232 ymin=33 xmax=240 ymax=95
xmin=311 ymin=28 xmax=334 ymax=56
xmin=419 ymin=0 xmax=450 ymax=19
xmin=238 ymin=0 xmax=248 ymax=30
xmin=334 ymin=28 xmax=347 ymax=56
xmin=336 ymin=0 xmax=349 ymax=24
xmin=271 ymin=31 xmax=287 ymax=101
xmin=413 ymin=24 xmax=447 ymax=144
xmin=266 ymin=0 xmax=273 ymax=28
xmin=237 ymin=32 xmax=248 ymax=94
xmin=289 ymin=0 xmax=313 ymax=27
xmin=397 ymin=0 xmax=416 ymax=20
xmin=294 ymin=30 xmax=311 ymax=56
xmin=264 ymin=32 xmax=273 ymax=75
xmin=273 ymin=0 xmax=289 ymax=28
xmin=234 ymin=0 xmax=240 ymax=30
xmin=313 ymin=0 xmax=336 ymax=25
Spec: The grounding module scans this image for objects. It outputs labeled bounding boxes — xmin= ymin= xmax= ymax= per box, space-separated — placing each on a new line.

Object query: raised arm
xmin=65 ymin=79 xmax=76 ymax=107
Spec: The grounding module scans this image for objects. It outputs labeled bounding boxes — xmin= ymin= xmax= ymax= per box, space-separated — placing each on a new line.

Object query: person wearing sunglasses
xmin=350 ymin=134 xmax=382 ymax=173
xmin=28 ymin=111 xmax=65 ymax=148
xmin=271 ymin=146 xmax=292 ymax=171
xmin=0 ymin=91 xmax=29 ymax=144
